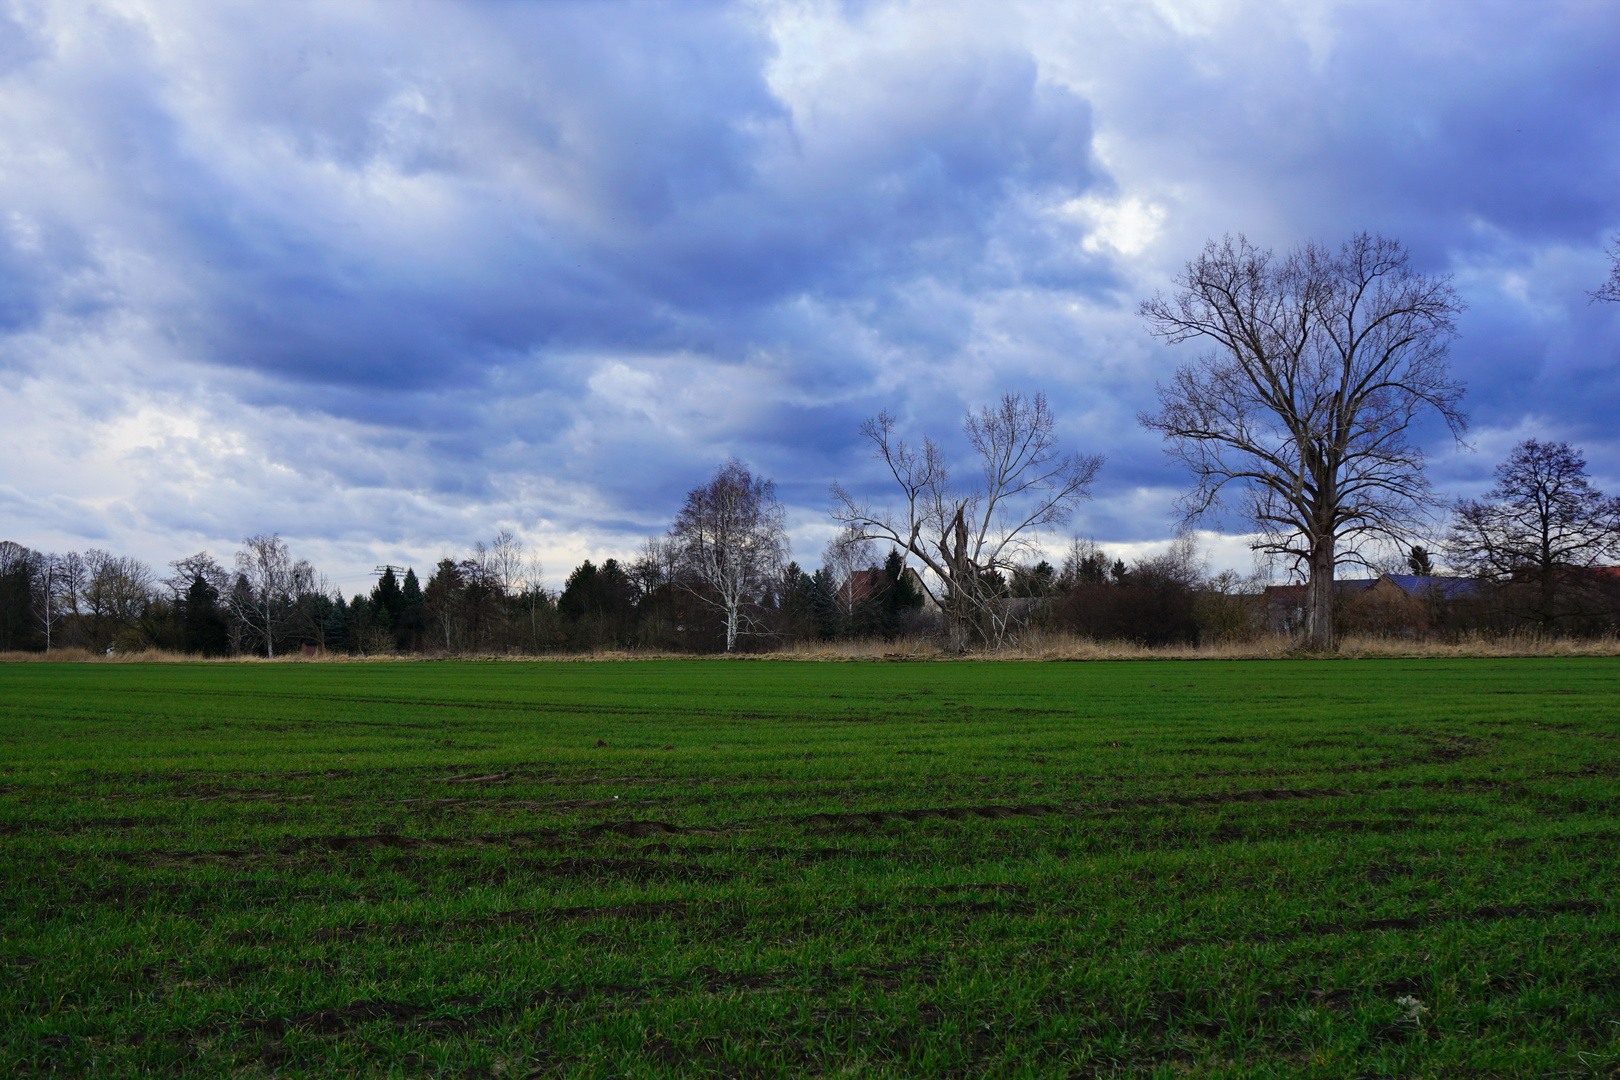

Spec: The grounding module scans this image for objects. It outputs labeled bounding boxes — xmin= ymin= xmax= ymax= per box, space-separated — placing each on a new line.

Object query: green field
xmin=2 ymin=658 xmax=1618 ymax=1078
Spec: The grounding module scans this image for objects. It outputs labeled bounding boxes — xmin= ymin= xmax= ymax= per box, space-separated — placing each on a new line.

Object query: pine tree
xmin=370 ymin=567 xmax=403 ymax=636
xmin=399 ymin=568 xmax=426 ymax=650
xmin=809 ymin=568 xmax=840 ymax=640
xmin=181 ymin=573 xmax=229 ymax=656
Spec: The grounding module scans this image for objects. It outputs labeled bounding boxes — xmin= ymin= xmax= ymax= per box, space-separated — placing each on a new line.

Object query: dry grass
xmin=5 ymin=630 xmax=1619 ymax=665
xmin=779 ymin=629 xmax=1620 ymax=661
xmin=0 ymin=647 xmax=385 ymax=664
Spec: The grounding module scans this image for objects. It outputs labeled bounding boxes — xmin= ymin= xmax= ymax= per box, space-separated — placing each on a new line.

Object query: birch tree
xmin=1139 ymin=233 xmax=1467 ymax=652
xmin=231 ymin=535 xmax=314 ymax=658
xmin=669 ymin=460 xmax=789 ymax=652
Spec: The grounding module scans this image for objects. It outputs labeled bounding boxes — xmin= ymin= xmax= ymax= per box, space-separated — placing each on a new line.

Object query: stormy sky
xmin=2 ymin=0 xmax=1617 ymax=595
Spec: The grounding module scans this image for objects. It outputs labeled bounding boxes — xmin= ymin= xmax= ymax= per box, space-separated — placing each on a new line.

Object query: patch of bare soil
xmin=912 ymin=882 xmax=1028 ymax=895
xmin=1097 ymin=786 xmax=1356 ymax=810
xmin=1143 ymin=898 xmax=1606 ymax=953
xmin=275 ymin=833 xmax=457 ymax=853
xmin=0 ymin=815 xmax=162 ymax=834
xmin=800 ymin=804 xmax=1059 ymax=830
xmin=791 ymin=787 xmax=1358 ymax=833
xmin=580 ymin=819 xmax=692 ymax=839
xmin=1300 ymin=898 xmax=1602 ymax=936
xmin=225 ymin=901 xmax=698 ymax=947
xmin=429 ymin=772 xmax=511 ymax=784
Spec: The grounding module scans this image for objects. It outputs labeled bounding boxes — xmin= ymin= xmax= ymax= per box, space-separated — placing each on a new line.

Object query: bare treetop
xmin=1448 ymin=439 xmax=1620 ymax=629
xmin=668 ymin=459 xmax=790 ymax=652
xmin=832 ymin=392 xmax=1102 ymax=648
xmin=1594 ymin=233 xmax=1620 ymax=304
xmin=1140 ymin=233 xmax=1467 ymax=651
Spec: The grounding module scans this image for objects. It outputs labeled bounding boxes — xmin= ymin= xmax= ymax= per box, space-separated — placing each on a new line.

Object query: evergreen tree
xmin=424 ymin=559 xmax=466 ymax=652
xmin=775 ymin=562 xmax=818 ymax=642
xmin=348 ymin=594 xmax=374 ymax=653
xmin=0 ymin=543 xmax=40 ymax=651
xmin=809 ymin=568 xmax=840 ymax=640
xmin=370 ymin=567 xmax=404 ymax=637
xmin=558 ymin=559 xmax=638 ymax=647
xmin=1407 ymin=545 xmax=1435 ymax=576
xmin=1011 ymin=560 xmax=1056 ymax=598
xmin=180 ymin=573 xmax=230 ymax=656
xmin=875 ymin=549 xmax=925 ymax=637
xmin=398 ymin=568 xmax=426 ymax=650
xmin=322 ymin=592 xmax=350 ymax=653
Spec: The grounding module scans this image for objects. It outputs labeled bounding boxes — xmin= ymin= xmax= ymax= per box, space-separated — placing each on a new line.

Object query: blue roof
xmin=1383 ymin=574 xmax=1480 ymax=599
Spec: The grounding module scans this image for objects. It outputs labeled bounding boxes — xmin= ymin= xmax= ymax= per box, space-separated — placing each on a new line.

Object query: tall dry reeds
xmin=4 ymin=630 xmax=1618 ymax=663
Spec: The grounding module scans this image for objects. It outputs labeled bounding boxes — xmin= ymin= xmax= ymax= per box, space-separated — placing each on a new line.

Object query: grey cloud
xmin=1 ymin=0 xmax=1617 ymax=584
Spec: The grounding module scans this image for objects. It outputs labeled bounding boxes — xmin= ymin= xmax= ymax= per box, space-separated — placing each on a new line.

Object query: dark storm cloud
xmin=4 ymin=1 xmax=1098 ymax=399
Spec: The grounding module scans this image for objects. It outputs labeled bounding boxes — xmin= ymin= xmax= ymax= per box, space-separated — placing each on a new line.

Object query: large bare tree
xmin=80 ymin=550 xmax=155 ymax=651
xmin=1447 ymin=439 xmax=1620 ymax=630
xmin=669 ymin=460 xmax=790 ymax=652
xmin=1140 ymin=233 xmax=1467 ymax=651
xmin=831 ymin=392 xmax=1103 ymax=649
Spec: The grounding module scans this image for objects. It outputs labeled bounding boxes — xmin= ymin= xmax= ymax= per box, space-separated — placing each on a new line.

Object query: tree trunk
xmin=1304 ymin=536 xmax=1336 ymax=652
xmin=1538 ymin=535 xmax=1558 ymax=632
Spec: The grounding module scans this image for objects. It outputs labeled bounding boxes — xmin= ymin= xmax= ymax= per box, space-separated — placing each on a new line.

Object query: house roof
xmin=1380 ymin=573 xmax=1480 ymax=599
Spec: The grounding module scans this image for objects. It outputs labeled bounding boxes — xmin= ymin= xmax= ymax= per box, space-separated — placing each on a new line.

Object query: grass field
xmin=2 ymin=658 xmax=1618 ymax=1078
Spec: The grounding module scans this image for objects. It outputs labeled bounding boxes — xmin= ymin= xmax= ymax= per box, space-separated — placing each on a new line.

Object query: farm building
xmin=1263 ymin=575 xmax=1490 ymax=637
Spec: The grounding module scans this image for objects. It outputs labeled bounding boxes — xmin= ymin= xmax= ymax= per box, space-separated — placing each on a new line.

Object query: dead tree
xmin=831 ymin=393 xmax=1102 ymax=649
xmin=1140 ymin=233 xmax=1466 ymax=652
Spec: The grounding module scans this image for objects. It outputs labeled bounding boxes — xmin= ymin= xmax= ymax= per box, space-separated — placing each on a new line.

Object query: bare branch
xmin=831 ymin=393 xmax=1102 ymax=649
xmin=668 ymin=460 xmax=790 ymax=652
xmin=1140 ymin=233 xmax=1467 ymax=650
xmin=1592 ymin=232 xmax=1620 ymax=304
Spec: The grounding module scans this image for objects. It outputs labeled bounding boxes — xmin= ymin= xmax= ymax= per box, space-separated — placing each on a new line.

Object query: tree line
xmin=4 ymin=423 xmax=1615 ymax=657
xmin=3 ymin=231 xmax=1617 ymax=656
xmin=0 ymin=521 xmax=933 ymax=657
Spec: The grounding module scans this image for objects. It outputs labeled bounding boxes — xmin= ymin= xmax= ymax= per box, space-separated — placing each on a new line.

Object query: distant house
xmin=839 ymin=568 xmax=884 ymax=609
xmin=838 ymin=566 xmax=943 ymax=617
xmin=1344 ymin=574 xmax=1483 ymax=636
xmin=1370 ymin=574 xmax=1481 ymax=602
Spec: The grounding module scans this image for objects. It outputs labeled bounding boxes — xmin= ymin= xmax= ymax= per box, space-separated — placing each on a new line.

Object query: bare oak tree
xmin=80 ymin=550 xmax=155 ymax=651
xmin=1140 ymin=233 xmax=1466 ymax=651
xmin=1447 ymin=439 xmax=1620 ymax=630
xmin=165 ymin=553 xmax=231 ymax=602
xmin=831 ymin=393 xmax=1103 ymax=649
xmin=669 ymin=460 xmax=790 ymax=653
